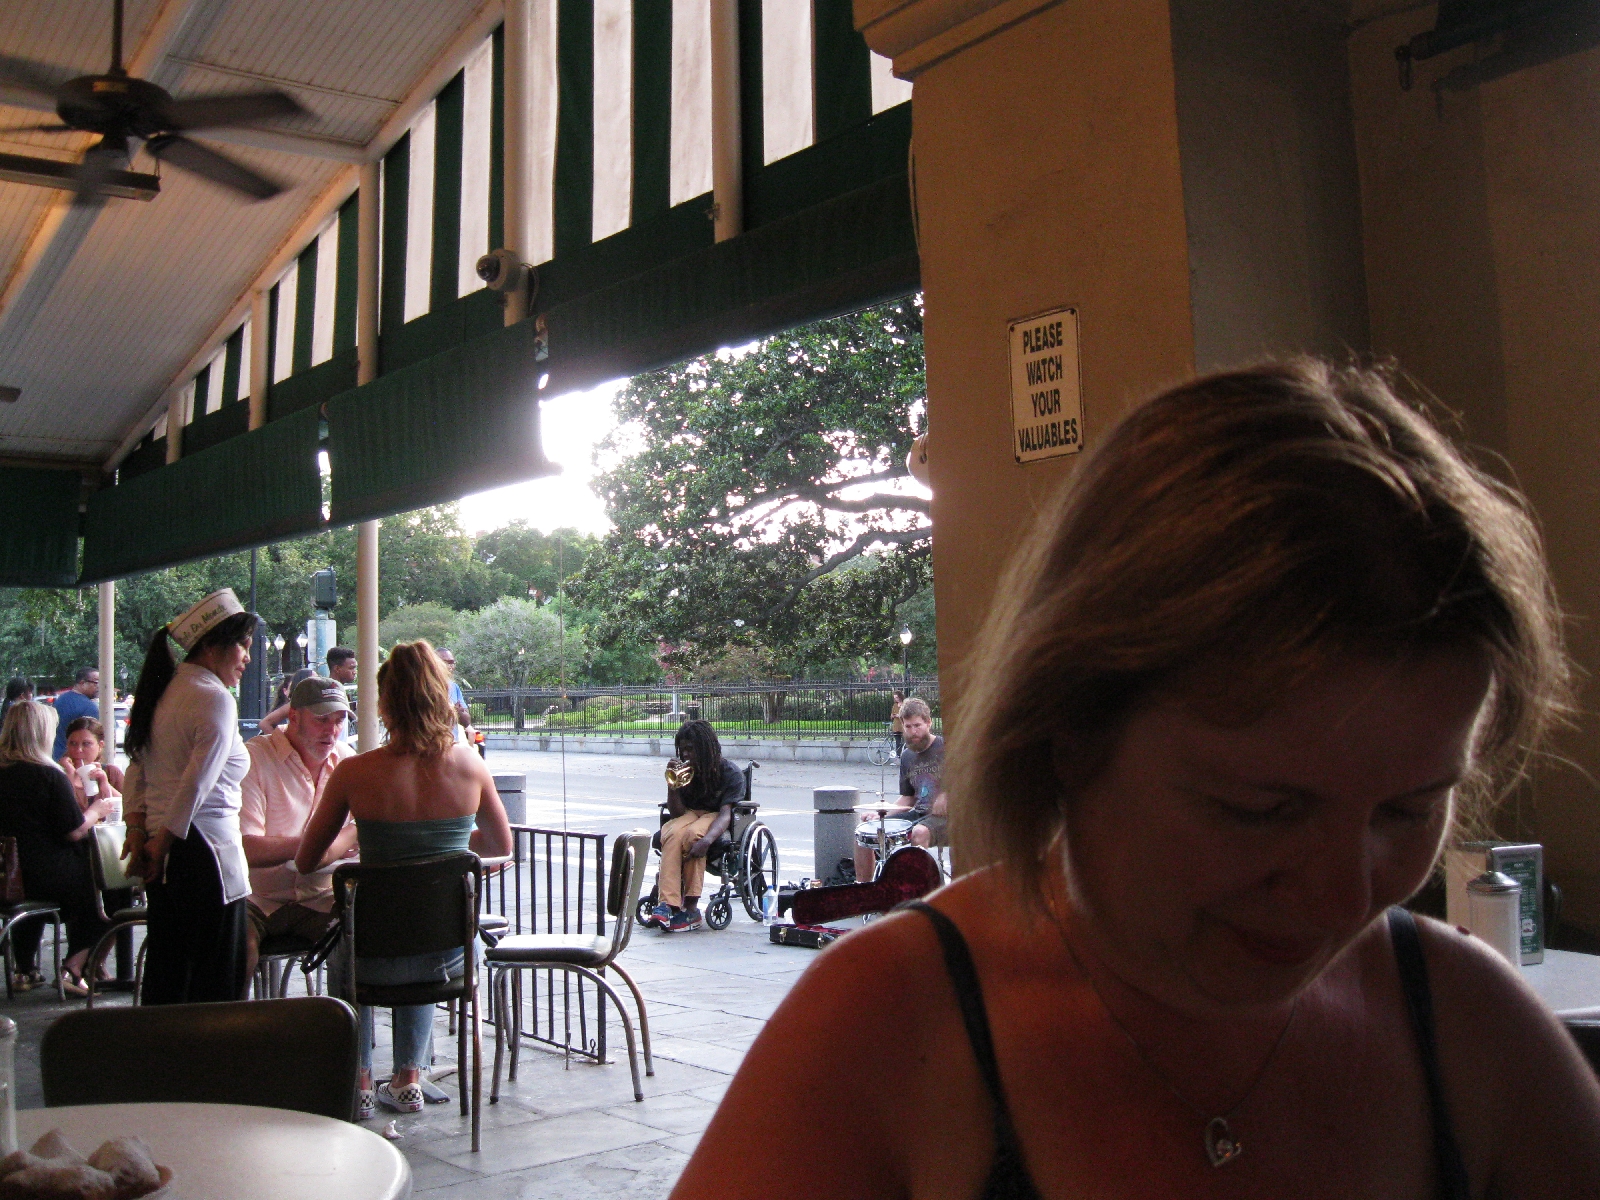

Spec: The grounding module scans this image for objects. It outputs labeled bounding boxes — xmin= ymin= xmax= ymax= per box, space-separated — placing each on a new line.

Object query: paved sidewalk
xmin=397 ymin=914 xmax=813 ymax=1197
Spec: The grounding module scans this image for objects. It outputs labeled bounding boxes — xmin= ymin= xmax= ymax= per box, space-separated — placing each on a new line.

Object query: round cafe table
xmin=1523 ymin=948 xmax=1600 ymax=1016
xmin=17 ymin=1102 xmax=410 ymax=1199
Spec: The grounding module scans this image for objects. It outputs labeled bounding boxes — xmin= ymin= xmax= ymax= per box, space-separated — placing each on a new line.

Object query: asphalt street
xmin=484 ymin=746 xmax=899 ymax=888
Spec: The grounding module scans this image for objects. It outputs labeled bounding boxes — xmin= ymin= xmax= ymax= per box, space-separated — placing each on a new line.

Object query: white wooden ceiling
xmin=0 ymin=0 xmax=489 ymax=466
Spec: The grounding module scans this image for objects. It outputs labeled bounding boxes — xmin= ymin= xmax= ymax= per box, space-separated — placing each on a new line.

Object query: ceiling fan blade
xmin=0 ymin=54 xmax=68 ymax=112
xmin=159 ymin=90 xmax=305 ymax=132
xmin=146 ymin=134 xmax=285 ymax=200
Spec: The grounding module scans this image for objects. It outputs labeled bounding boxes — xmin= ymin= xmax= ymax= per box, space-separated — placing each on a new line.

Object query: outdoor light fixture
xmin=296 ymin=633 xmax=307 ymax=650
xmin=273 ymin=635 xmax=285 ymax=652
xmin=899 ymin=628 xmax=913 ymax=646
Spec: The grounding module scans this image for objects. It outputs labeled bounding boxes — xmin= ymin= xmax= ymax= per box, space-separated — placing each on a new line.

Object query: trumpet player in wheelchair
xmin=645 ymin=720 xmax=747 ymax=933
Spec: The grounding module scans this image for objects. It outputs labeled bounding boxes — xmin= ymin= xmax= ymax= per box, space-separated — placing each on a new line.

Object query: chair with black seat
xmin=40 ymin=996 xmax=360 ymax=1120
xmin=83 ymin=823 xmax=147 ymax=1008
xmin=254 ymin=931 xmax=322 ymax=999
xmin=487 ymin=831 xmax=653 ymax=1104
xmin=332 ymin=852 xmax=483 ymax=1151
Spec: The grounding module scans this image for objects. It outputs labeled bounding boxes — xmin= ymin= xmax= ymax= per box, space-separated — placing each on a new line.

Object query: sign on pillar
xmin=1009 ymin=306 xmax=1083 ymax=463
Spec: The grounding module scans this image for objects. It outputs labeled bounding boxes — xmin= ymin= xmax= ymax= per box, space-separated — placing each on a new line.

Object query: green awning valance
xmin=542 ymin=171 xmax=918 ymax=396
xmin=325 ymin=320 xmax=556 ymax=525
xmin=0 ymin=467 xmax=82 ymax=587
xmin=81 ymin=406 xmax=323 ymax=583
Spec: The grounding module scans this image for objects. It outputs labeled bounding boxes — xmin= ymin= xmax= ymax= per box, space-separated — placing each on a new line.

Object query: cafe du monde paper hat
xmin=168 ymin=588 xmax=245 ymax=652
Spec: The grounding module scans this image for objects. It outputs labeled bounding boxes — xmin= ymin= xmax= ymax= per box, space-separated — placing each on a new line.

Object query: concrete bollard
xmin=814 ymin=786 xmax=860 ymax=885
xmin=494 ymin=773 xmax=527 ymax=860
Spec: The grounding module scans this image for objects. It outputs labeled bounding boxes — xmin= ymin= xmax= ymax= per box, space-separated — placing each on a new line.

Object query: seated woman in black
xmin=0 ymin=701 xmax=114 ymax=994
xmin=646 ymin=720 xmax=745 ymax=933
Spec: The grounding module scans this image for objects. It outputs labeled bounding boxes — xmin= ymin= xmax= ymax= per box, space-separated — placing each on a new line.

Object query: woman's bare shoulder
xmin=1413 ymin=913 xmax=1600 ymax=1193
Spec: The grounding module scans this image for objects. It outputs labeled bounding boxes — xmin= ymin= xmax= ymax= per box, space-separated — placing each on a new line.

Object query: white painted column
xmin=98 ymin=581 xmax=114 ymax=737
xmin=249 ymin=288 xmax=270 ymax=430
xmin=504 ymin=0 xmax=532 ymax=324
xmin=710 ymin=0 xmax=743 ymax=242
xmin=356 ymin=160 xmax=382 ymax=752
xmin=164 ymin=391 xmax=183 ymax=463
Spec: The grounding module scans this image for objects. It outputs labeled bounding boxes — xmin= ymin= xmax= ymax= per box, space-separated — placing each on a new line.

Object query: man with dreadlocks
xmin=647 ymin=720 xmax=746 ymax=932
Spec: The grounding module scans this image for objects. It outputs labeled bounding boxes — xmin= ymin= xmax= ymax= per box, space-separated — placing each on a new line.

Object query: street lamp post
xmin=899 ymin=627 xmax=913 ymax=690
xmin=273 ymin=634 xmax=286 ymax=676
xmin=295 ymin=632 xmax=308 ymax=673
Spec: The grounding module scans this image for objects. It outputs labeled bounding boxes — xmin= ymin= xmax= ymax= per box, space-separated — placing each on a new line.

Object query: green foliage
xmin=454 ymin=597 xmax=584 ymax=689
xmin=379 ymin=602 xmax=459 ymax=650
xmin=571 ymin=298 xmax=934 ymax=676
xmin=473 ymin=523 xmax=596 ymax=602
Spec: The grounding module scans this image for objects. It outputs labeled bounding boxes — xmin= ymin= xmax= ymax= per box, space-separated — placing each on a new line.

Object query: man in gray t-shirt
xmin=853 ymin=699 xmax=945 ymax=881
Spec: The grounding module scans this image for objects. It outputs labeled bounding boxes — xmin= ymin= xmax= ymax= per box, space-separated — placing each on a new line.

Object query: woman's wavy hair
xmin=0 ymin=701 xmax=61 ymax=771
xmin=673 ymin=720 xmax=725 ymax=808
xmin=379 ymin=641 xmax=457 ymax=758
xmin=125 ymin=610 xmax=257 ymax=760
xmin=947 ymin=360 xmax=1570 ymax=907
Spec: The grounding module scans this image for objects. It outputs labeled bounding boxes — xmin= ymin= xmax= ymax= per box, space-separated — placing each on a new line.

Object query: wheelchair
xmin=636 ymin=761 xmax=779 ymax=930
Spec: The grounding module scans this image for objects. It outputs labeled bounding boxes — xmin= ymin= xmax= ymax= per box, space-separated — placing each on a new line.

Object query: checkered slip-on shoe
xmin=377 ymin=1081 xmax=424 ymax=1113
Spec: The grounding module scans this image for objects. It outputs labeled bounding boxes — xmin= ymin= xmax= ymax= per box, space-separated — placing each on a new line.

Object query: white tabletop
xmin=1521 ymin=948 xmax=1600 ymax=1016
xmin=17 ymin=1102 xmax=410 ymax=1200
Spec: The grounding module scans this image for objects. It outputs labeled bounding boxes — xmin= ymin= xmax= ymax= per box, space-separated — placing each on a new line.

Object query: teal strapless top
xmin=355 ymin=814 xmax=475 ymax=865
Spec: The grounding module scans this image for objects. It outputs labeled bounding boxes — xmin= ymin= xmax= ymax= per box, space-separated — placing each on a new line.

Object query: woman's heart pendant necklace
xmin=1052 ymin=911 xmax=1297 ymax=1169
xmin=1205 ymin=1116 xmax=1244 ymax=1167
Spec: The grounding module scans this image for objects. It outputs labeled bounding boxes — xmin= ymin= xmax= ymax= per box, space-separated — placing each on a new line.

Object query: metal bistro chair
xmin=487 ymin=831 xmax=653 ymax=1104
xmin=83 ymin=823 xmax=147 ymax=1007
xmin=254 ymin=929 xmax=324 ymax=1000
xmin=0 ymin=835 xmax=63 ymax=1002
xmin=41 ymin=997 xmax=361 ymax=1120
xmin=332 ymin=852 xmax=484 ymax=1152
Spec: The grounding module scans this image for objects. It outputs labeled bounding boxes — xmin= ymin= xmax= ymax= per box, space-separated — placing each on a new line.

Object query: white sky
xmin=457 ymin=380 xmax=622 ymax=536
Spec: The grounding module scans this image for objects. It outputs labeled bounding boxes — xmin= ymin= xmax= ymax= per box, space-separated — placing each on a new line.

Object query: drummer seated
xmin=854 ymin=702 xmax=946 ymax=880
xmin=240 ymin=678 xmax=359 ymax=979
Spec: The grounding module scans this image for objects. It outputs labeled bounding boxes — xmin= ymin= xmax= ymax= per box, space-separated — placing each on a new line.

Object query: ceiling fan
xmin=0 ymin=0 xmax=306 ymax=203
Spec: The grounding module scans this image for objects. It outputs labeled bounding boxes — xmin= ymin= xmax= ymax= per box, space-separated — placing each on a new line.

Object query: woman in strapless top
xmin=298 ymin=640 xmax=511 ymax=1117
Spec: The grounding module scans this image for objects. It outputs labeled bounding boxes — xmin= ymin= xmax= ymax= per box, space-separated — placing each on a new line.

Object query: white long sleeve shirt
xmin=127 ymin=662 xmax=251 ymax=903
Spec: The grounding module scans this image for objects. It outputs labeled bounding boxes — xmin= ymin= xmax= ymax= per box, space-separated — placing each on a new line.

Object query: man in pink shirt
xmin=241 ymin=677 xmax=358 ymax=977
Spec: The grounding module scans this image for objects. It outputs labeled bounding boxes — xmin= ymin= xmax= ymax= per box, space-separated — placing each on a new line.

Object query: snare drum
xmin=855 ymin=817 xmax=915 ymax=854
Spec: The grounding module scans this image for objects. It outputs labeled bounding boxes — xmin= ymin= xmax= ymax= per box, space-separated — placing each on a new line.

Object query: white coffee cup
xmin=77 ymin=763 xmax=98 ymax=799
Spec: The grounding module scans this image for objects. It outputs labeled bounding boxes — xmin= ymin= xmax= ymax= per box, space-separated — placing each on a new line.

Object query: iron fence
xmin=483 ymin=826 xmax=611 ymax=1063
xmin=463 ymin=677 xmax=941 ymax=740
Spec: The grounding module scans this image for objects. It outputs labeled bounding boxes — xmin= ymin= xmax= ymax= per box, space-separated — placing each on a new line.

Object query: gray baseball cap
xmin=290 ymin=676 xmax=351 ymax=716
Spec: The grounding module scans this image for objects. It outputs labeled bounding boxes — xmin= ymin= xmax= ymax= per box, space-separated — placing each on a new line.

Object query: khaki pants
xmin=658 ymin=810 xmax=717 ymax=908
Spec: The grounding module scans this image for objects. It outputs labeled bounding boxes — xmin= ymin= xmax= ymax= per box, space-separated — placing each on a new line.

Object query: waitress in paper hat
xmin=123 ymin=589 xmax=258 ymax=1003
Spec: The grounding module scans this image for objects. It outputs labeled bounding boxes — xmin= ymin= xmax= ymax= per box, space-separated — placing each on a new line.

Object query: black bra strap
xmin=1387 ymin=907 xmax=1471 ymax=1200
xmin=906 ymin=901 xmax=1012 ymax=1118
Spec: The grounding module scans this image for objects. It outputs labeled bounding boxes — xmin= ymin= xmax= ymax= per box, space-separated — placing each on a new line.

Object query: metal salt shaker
xmin=1467 ymin=870 xmax=1522 ymax=967
xmin=0 ymin=1015 xmax=15 ymax=1153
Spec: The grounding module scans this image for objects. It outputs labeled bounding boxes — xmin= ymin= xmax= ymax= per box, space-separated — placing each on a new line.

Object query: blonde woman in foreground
xmin=674 ymin=361 xmax=1600 ymax=1199
xmin=298 ymin=641 xmax=511 ymax=1118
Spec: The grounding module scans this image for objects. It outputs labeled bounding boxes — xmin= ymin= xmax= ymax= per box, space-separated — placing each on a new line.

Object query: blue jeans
xmin=330 ymin=947 xmax=468 ymax=1073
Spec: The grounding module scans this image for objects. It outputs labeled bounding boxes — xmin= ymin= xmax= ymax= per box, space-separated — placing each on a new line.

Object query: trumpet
xmin=665 ymin=758 xmax=694 ymax=789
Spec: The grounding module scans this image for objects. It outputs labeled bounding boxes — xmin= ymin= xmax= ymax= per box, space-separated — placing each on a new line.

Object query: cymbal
xmin=852 ymin=803 xmax=910 ymax=813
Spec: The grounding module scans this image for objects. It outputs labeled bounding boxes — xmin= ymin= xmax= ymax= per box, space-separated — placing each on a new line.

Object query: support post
xmin=356 ymin=159 xmax=382 ymax=753
xmin=710 ymin=0 xmax=743 ymax=243
xmin=97 ymin=582 xmax=114 ymax=739
xmin=164 ymin=390 xmax=183 ymax=463
xmin=248 ymin=288 xmax=270 ymax=430
xmin=503 ymin=0 xmax=531 ymax=323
